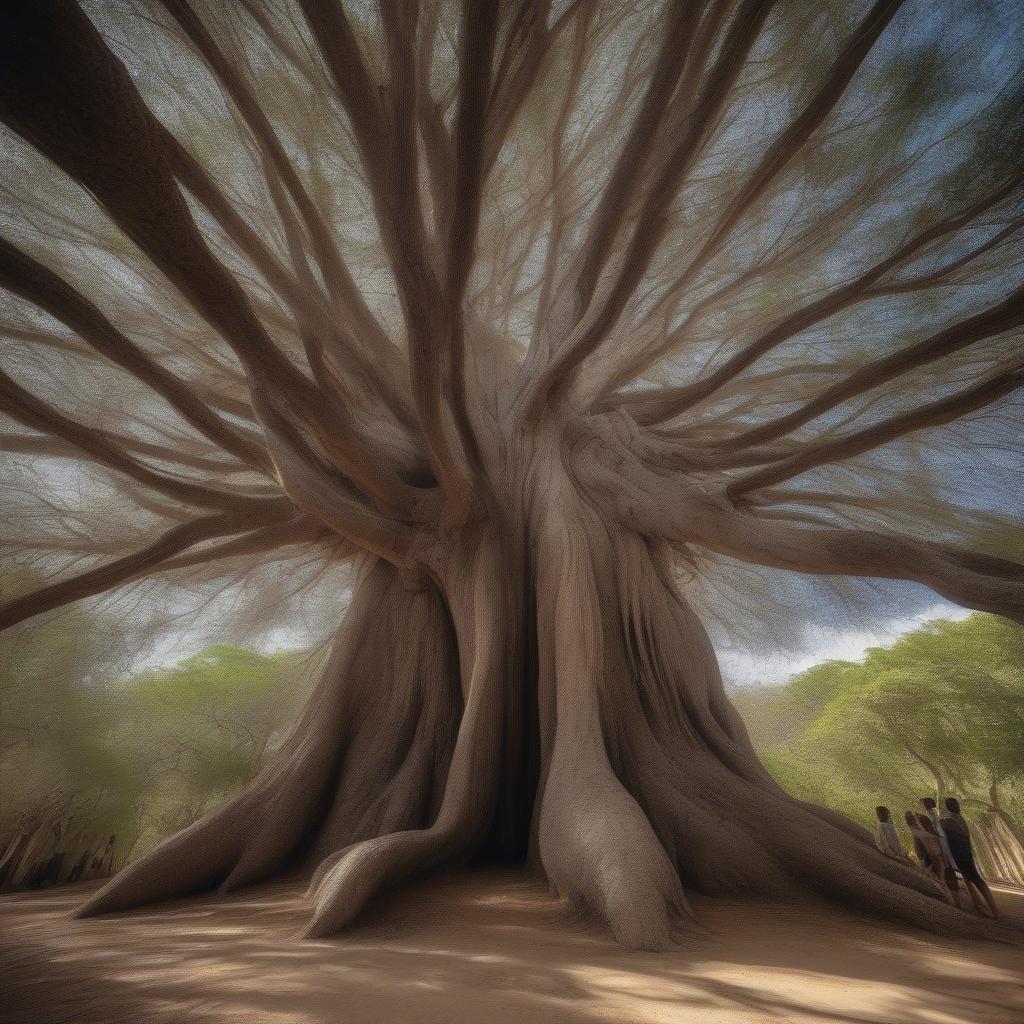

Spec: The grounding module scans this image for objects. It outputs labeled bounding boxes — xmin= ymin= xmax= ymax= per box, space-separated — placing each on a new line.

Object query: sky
xmin=718 ymin=601 xmax=973 ymax=689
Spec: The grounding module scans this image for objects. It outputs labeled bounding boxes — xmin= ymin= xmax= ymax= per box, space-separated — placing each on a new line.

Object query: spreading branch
xmin=719 ymin=281 xmax=1024 ymax=451
xmin=618 ymin=175 xmax=1024 ymax=423
xmin=525 ymin=0 xmax=777 ymax=416
xmin=0 ymin=508 xmax=292 ymax=633
xmin=727 ymin=361 xmax=1024 ymax=497
xmin=687 ymin=508 xmax=1024 ymax=625
xmin=0 ymin=0 xmax=416 ymax=517
xmin=0 ymin=236 xmax=270 ymax=471
xmin=0 ymin=366 xmax=277 ymax=514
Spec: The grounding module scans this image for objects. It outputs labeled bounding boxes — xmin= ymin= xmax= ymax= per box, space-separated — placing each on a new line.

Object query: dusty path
xmin=2 ymin=870 xmax=1022 ymax=1024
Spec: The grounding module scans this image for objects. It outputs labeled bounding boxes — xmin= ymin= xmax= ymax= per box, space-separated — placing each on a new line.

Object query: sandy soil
xmin=1 ymin=870 xmax=1022 ymax=1024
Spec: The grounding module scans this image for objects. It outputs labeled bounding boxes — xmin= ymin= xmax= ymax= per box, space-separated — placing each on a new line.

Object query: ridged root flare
xmin=75 ymin=508 xmax=1018 ymax=949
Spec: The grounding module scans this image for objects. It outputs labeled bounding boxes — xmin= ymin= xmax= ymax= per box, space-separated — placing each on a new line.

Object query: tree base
xmin=75 ymin=528 xmax=1022 ymax=950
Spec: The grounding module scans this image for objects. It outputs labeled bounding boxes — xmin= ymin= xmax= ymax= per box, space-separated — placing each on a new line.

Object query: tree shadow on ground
xmin=1 ymin=871 xmax=1022 ymax=1024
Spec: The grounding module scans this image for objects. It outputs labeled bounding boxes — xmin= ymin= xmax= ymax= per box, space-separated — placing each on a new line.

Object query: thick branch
xmin=156 ymin=517 xmax=333 ymax=572
xmin=0 ymin=508 xmax=289 ymax=633
xmin=0 ymin=430 xmax=264 ymax=477
xmin=525 ymin=0 xmax=775 ymax=416
xmin=0 ymin=366 xmax=278 ymax=514
xmin=689 ymin=510 xmax=1024 ymax=624
xmin=0 ymin=1 xmax=414 ymax=516
xmin=440 ymin=0 xmax=501 ymax=484
xmin=572 ymin=3 xmax=699 ymax=318
xmin=157 ymin=0 xmax=383 ymax=344
xmin=252 ymin=385 xmax=417 ymax=565
xmin=416 ymin=2 xmax=454 ymax=236
xmin=721 ymin=282 xmax=1024 ymax=450
xmin=727 ymin=360 xmax=1024 ymax=497
xmin=603 ymin=0 xmax=913 ymax=398
xmin=0 ymin=236 xmax=270 ymax=470
xmin=581 ymin=420 xmax=1024 ymax=623
xmin=300 ymin=0 xmax=469 ymax=505
xmin=525 ymin=4 xmax=594 ymax=369
xmin=624 ymin=180 xmax=1024 ymax=423
xmin=483 ymin=1 xmax=555 ymax=174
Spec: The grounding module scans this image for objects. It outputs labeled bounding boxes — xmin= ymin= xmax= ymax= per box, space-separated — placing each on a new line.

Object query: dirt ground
xmin=1 ymin=870 xmax=1022 ymax=1024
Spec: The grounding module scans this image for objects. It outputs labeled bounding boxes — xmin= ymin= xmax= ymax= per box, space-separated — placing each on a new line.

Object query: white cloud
xmin=720 ymin=602 xmax=973 ymax=688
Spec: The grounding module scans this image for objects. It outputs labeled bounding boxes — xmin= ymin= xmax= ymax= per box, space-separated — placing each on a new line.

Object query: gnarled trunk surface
xmin=76 ymin=427 xmax=1014 ymax=949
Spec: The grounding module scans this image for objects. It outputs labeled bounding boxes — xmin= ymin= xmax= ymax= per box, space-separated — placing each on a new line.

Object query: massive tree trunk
xmin=76 ymin=421 xmax=1015 ymax=948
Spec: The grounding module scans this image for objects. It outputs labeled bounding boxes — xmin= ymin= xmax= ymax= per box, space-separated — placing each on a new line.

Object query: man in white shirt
xmin=873 ymin=806 xmax=905 ymax=859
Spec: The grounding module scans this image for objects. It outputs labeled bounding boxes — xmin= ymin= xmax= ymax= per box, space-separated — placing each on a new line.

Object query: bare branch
xmin=0 ymin=366 xmax=280 ymax=514
xmin=620 ymin=175 xmax=1024 ymax=422
xmin=727 ymin=360 xmax=1024 ymax=497
xmin=0 ymin=508 xmax=290 ymax=633
xmin=688 ymin=509 xmax=1024 ymax=624
xmin=157 ymin=0 xmax=384 ymax=345
xmin=650 ymin=0 xmax=907 ymax=321
xmin=571 ymin=3 xmax=700 ymax=318
xmin=484 ymin=1 xmax=556 ymax=174
xmin=441 ymin=0 xmax=501 ymax=485
xmin=0 ymin=430 xmax=263 ymax=477
xmin=0 ymin=2 xmax=415 ymax=515
xmin=0 ymin=235 xmax=270 ymax=471
xmin=525 ymin=0 xmax=776 ymax=416
xmin=300 ymin=0 xmax=472 ymax=505
xmin=720 ymin=281 xmax=1024 ymax=451
xmin=583 ymin=427 xmax=1024 ymax=623
xmin=156 ymin=517 xmax=332 ymax=572
xmin=526 ymin=4 xmax=594 ymax=368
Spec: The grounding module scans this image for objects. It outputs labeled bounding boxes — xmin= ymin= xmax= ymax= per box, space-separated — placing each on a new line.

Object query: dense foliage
xmin=734 ymin=613 xmax=1024 ymax=877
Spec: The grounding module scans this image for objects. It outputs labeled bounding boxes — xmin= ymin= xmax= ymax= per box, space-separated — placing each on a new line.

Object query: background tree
xmin=0 ymin=632 xmax=307 ymax=891
xmin=0 ymin=0 xmax=1022 ymax=948
xmin=0 ymin=579 xmax=131 ymax=889
xmin=743 ymin=614 xmax=1024 ymax=881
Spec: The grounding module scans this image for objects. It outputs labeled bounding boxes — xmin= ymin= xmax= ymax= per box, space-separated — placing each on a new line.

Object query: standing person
xmin=909 ymin=814 xmax=958 ymax=906
xmin=874 ymin=806 xmax=906 ymax=859
xmin=942 ymin=798 xmax=999 ymax=919
xmin=905 ymin=810 xmax=931 ymax=870
xmin=921 ymin=797 xmax=960 ymax=895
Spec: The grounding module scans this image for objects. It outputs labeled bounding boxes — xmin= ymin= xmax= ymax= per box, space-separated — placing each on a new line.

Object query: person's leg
xmin=928 ymin=866 xmax=957 ymax=906
xmin=962 ymin=879 xmax=987 ymax=915
xmin=974 ymin=878 xmax=999 ymax=919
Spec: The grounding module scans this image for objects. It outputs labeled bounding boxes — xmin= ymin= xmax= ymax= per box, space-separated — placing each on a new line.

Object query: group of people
xmin=874 ymin=797 xmax=999 ymax=918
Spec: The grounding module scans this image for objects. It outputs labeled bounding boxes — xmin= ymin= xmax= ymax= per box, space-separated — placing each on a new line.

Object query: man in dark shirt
xmin=941 ymin=797 xmax=999 ymax=919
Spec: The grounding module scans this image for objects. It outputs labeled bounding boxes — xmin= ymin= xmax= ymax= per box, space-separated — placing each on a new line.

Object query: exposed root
xmin=303 ymin=531 xmax=511 ymax=937
xmin=77 ymin=559 xmax=462 ymax=919
xmin=537 ymin=727 xmax=695 ymax=950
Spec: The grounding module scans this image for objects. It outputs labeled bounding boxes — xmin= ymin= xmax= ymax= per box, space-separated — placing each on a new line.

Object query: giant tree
xmin=1 ymin=0 xmax=1022 ymax=948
